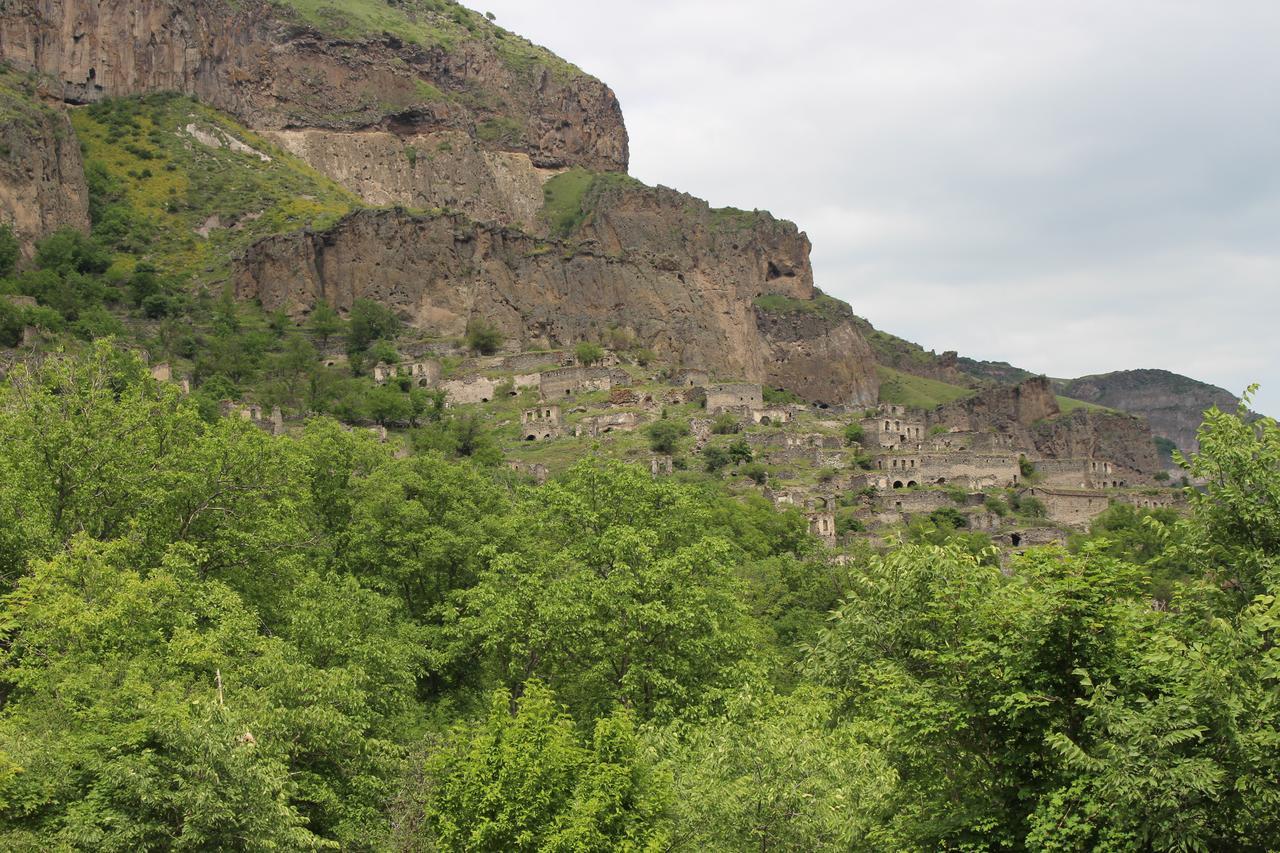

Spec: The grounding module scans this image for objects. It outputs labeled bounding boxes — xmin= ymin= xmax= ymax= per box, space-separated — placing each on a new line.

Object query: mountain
xmin=1054 ymin=369 xmax=1242 ymax=458
xmin=0 ymin=0 xmax=882 ymax=406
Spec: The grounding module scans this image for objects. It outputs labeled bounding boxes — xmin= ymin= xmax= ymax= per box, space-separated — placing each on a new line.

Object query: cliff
xmin=927 ymin=377 xmax=1062 ymax=433
xmin=1054 ymin=369 xmax=1241 ymax=455
xmin=0 ymin=0 xmax=628 ymax=175
xmin=0 ymin=63 xmax=89 ymax=254
xmin=234 ymin=198 xmax=879 ymax=406
xmin=1032 ymin=409 xmax=1160 ymax=475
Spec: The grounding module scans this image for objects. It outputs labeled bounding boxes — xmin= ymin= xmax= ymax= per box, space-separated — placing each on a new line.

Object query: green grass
xmin=753 ymin=292 xmax=850 ymax=322
xmin=876 ymin=366 xmax=976 ymax=410
xmin=267 ymin=0 xmax=584 ymax=80
xmin=540 ymin=168 xmax=596 ymax=237
xmin=1055 ymin=395 xmax=1117 ymax=414
xmin=0 ymin=64 xmax=58 ymax=132
xmin=72 ymin=94 xmax=359 ymax=282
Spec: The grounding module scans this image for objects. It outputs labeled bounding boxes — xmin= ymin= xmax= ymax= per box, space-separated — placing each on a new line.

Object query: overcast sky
xmin=471 ymin=0 xmax=1279 ymax=414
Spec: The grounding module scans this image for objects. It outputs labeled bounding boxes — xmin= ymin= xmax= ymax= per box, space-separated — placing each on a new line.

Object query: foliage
xmin=0 ymin=224 xmax=19 ymax=277
xmin=710 ymin=412 xmax=740 ymax=435
xmin=347 ymin=298 xmax=402 ymax=353
xmin=402 ymin=683 xmax=670 ymax=851
xmin=644 ymin=418 xmax=688 ymax=454
xmin=844 ymin=422 xmax=864 ymax=445
xmin=464 ymin=317 xmax=504 ymax=355
xmin=574 ymin=340 xmax=605 ymax=366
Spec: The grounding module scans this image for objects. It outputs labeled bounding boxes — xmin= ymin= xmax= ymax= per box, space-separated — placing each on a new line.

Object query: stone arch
xmin=907 ymin=481 xmax=917 ymax=488
xmin=893 ymin=481 xmax=904 ymax=489
xmin=759 ymin=415 xmax=772 ymax=426
xmin=525 ymin=433 xmax=537 ymax=441
xmin=1011 ymin=533 xmax=1022 ymax=547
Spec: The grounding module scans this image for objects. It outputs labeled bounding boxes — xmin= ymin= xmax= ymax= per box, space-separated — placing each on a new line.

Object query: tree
xmin=453 ymin=461 xmax=755 ymax=720
xmin=575 ymin=341 xmax=605 ymax=366
xmin=645 ymin=419 xmax=688 ymax=454
xmin=656 ymin=685 xmax=896 ymax=850
xmin=307 ymin=299 xmax=343 ymax=348
xmin=402 ymin=683 xmax=670 ymax=851
xmin=844 ymin=423 xmax=864 ymax=445
xmin=464 ymin=318 xmax=503 ymax=355
xmin=347 ymin=299 xmax=401 ymax=353
xmin=0 ymin=223 xmax=20 ymax=277
xmin=703 ymin=445 xmax=730 ymax=473
xmin=727 ymin=438 xmax=753 ymax=465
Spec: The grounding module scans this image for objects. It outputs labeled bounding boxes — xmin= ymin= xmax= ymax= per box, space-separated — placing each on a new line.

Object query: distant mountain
xmin=1053 ymin=370 xmax=1241 ymax=460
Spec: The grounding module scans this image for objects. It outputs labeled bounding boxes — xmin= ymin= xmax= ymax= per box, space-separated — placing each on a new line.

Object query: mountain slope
xmin=1054 ymin=369 xmax=1241 ymax=456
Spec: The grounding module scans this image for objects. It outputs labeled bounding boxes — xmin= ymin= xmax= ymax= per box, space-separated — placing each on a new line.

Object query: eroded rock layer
xmin=0 ymin=0 xmax=628 ymax=172
xmin=235 ymin=204 xmax=879 ymax=406
xmin=0 ymin=66 xmax=88 ymax=254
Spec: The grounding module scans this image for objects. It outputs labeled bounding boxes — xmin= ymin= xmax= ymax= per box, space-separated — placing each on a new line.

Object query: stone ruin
xmin=521 ymin=405 xmax=562 ymax=441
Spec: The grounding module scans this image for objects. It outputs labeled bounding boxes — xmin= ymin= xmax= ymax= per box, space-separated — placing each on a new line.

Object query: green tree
xmin=0 ymin=223 xmax=20 ymax=277
xmin=575 ymin=341 xmax=605 ymax=366
xmin=347 ymin=299 xmax=400 ymax=353
xmin=464 ymin=318 xmax=503 ymax=355
xmin=403 ymin=683 xmax=670 ymax=851
xmin=454 ymin=461 xmax=755 ymax=720
xmin=307 ymin=299 xmax=343 ymax=348
xmin=644 ymin=419 xmax=688 ymax=454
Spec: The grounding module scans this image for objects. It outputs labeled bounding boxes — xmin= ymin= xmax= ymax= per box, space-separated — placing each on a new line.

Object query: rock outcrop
xmin=1055 ymin=369 xmax=1241 ymax=454
xmin=234 ymin=201 xmax=879 ymax=406
xmin=1032 ymin=409 xmax=1160 ymax=475
xmin=261 ymin=128 xmax=557 ymax=228
xmin=928 ymin=377 xmax=1062 ymax=433
xmin=0 ymin=0 xmax=627 ymax=174
xmin=0 ymin=64 xmax=88 ymax=254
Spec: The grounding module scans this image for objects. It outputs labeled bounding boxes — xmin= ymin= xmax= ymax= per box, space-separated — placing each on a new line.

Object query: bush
xmin=465 ymin=318 xmax=503 ymax=355
xmin=645 ymin=419 xmax=689 ymax=454
xmin=0 ymin=224 xmax=18 ymax=277
xmin=575 ymin=341 xmax=605 ymax=366
xmin=984 ymin=495 xmax=1009 ymax=517
xmin=1017 ymin=496 xmax=1048 ymax=519
xmin=1018 ymin=455 xmax=1036 ymax=478
xmin=632 ymin=348 xmax=656 ymax=368
xmin=703 ymin=446 xmax=730 ymax=473
xmin=728 ymin=439 xmax=753 ymax=465
xmin=711 ymin=413 xmax=740 ymax=435
xmin=928 ymin=507 xmax=968 ymax=530
xmin=740 ymin=463 xmax=768 ymax=485
xmin=347 ymin=299 xmax=401 ymax=353
xmin=843 ymin=423 xmax=864 ymax=446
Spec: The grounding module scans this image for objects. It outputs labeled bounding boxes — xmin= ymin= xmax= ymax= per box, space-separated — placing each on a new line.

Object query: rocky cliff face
xmin=1032 ymin=410 xmax=1160 ymax=475
xmin=928 ymin=377 xmax=1062 ymax=433
xmin=0 ymin=65 xmax=88 ymax=254
xmin=0 ymin=0 xmax=628 ymax=175
xmin=1054 ymin=369 xmax=1240 ymax=455
xmin=234 ymin=201 xmax=879 ymax=406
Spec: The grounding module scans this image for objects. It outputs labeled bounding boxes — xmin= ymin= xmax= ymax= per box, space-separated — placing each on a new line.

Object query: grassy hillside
xmin=267 ymin=0 xmax=584 ymax=79
xmin=71 ymin=94 xmax=358 ymax=283
xmin=1055 ymin=395 xmax=1116 ymax=414
xmin=876 ymin=365 xmax=975 ymax=409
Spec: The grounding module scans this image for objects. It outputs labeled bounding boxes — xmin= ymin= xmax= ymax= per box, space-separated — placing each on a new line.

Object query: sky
xmin=469 ymin=0 xmax=1280 ymax=414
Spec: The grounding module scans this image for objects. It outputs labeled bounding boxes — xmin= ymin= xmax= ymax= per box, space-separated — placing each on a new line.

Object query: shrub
xmin=703 ymin=446 xmax=730 ymax=473
xmin=645 ymin=419 xmax=688 ymax=454
xmin=727 ymin=439 xmax=753 ymax=465
xmin=1018 ymin=455 xmax=1036 ymax=478
xmin=347 ymin=299 xmax=401 ymax=353
xmin=0 ymin=224 xmax=18 ymax=277
xmin=843 ymin=423 xmax=864 ymax=446
xmin=984 ymin=495 xmax=1009 ymax=517
xmin=929 ymin=506 xmax=968 ymax=530
xmin=740 ymin=463 xmax=768 ymax=485
xmin=465 ymin=318 xmax=503 ymax=355
xmin=632 ymin=348 xmax=656 ymax=367
xmin=1018 ymin=496 xmax=1048 ymax=519
xmin=711 ymin=413 xmax=740 ymax=435
xmin=575 ymin=341 xmax=605 ymax=366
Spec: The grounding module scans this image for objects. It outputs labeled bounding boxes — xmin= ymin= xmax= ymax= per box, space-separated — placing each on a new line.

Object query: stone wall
xmin=705 ymin=383 xmax=764 ymax=413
